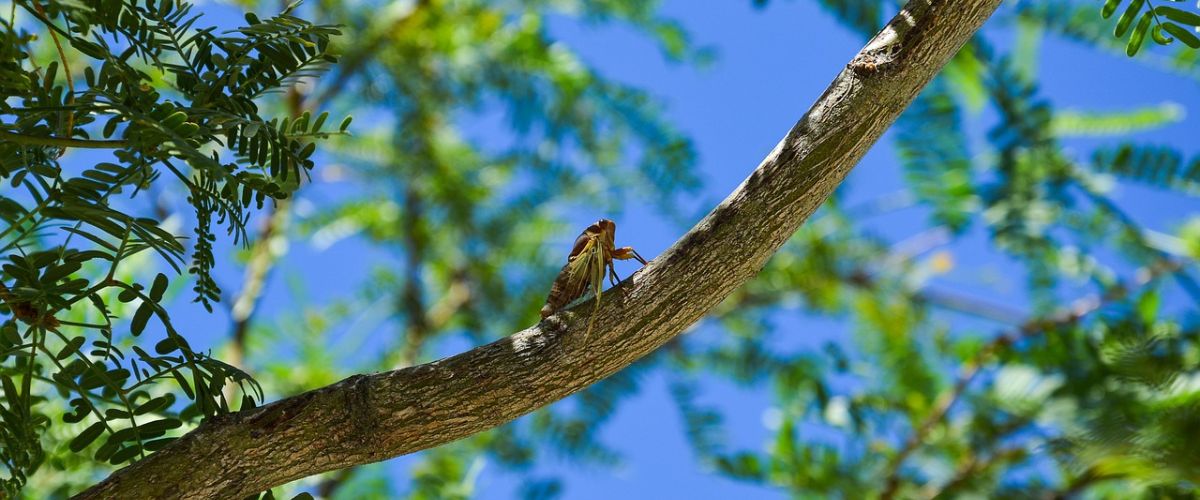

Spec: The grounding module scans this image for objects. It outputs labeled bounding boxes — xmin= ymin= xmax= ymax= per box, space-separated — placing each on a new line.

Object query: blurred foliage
xmin=687 ymin=1 xmax=1200 ymax=498
xmin=6 ymin=0 xmax=1200 ymax=498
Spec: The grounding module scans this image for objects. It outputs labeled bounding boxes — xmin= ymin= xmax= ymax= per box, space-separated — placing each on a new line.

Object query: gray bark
xmin=76 ymin=0 xmax=1002 ymax=497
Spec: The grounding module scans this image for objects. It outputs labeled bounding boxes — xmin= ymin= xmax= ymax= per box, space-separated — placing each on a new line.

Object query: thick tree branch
xmin=75 ymin=1 xmax=1002 ymax=497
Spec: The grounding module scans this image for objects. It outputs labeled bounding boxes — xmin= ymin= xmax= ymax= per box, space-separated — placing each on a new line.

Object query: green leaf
xmin=1115 ymin=0 xmax=1145 ymax=37
xmin=339 ymin=115 xmax=353 ymax=132
xmin=242 ymin=122 xmax=262 ymax=138
xmin=139 ymin=417 xmax=183 ymax=434
xmin=172 ymin=370 xmax=195 ymax=399
xmin=1127 ymin=11 xmax=1154 ymax=56
xmin=56 ymin=336 xmax=86 ymax=360
xmin=69 ymin=422 xmax=107 ymax=452
xmin=94 ymin=438 xmax=121 ymax=462
xmin=1 ymin=323 xmax=20 ymax=345
xmin=103 ymin=115 xmax=122 ymax=138
xmin=64 ymin=399 xmax=89 ymax=424
xmin=71 ymin=39 xmax=107 ymax=59
xmin=1155 ymin=6 xmax=1200 ymax=26
xmin=155 ymin=337 xmax=179 ymax=355
xmin=41 ymin=261 xmax=81 ymax=285
xmin=143 ymin=437 xmax=177 ymax=451
xmin=1151 ymin=24 xmax=1174 ymax=45
xmin=1137 ymin=290 xmax=1162 ymax=324
xmin=134 ymin=394 xmax=176 ymax=415
xmin=1163 ymin=22 xmax=1200 ymax=48
xmin=1052 ymin=102 xmax=1184 ymax=137
xmin=109 ymin=444 xmax=142 ymax=464
xmin=162 ymin=111 xmax=188 ymax=129
xmin=1102 ymin=0 xmax=1123 ymax=19
xmin=2 ymin=375 xmax=19 ymax=404
xmin=175 ymin=122 xmax=200 ymax=137
xmin=131 ymin=302 xmax=154 ymax=336
xmin=149 ymin=273 xmax=169 ymax=302
xmin=117 ymin=287 xmax=140 ymax=303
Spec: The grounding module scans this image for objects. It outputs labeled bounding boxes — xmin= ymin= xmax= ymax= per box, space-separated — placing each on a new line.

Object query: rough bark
xmin=76 ymin=0 xmax=1002 ymax=497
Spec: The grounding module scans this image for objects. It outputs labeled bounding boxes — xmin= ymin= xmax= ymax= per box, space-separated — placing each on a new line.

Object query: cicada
xmin=540 ymin=219 xmax=648 ymax=337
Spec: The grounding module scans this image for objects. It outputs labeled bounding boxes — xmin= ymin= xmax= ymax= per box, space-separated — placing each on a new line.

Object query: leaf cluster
xmin=0 ymin=0 xmax=340 ymax=494
xmin=1101 ymin=0 xmax=1200 ymax=56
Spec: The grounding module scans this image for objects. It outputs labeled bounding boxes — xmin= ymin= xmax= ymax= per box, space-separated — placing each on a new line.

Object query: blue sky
xmin=54 ymin=0 xmax=1198 ymax=497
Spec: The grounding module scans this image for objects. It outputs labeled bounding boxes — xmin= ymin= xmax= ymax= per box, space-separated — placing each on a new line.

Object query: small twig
xmin=426 ymin=271 xmax=471 ymax=329
xmin=919 ymin=446 xmax=1026 ymax=499
xmin=32 ymin=1 xmax=74 ymax=146
xmin=842 ymin=190 xmax=917 ymax=219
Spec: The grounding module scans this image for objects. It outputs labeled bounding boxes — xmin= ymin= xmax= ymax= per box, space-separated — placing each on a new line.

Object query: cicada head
xmin=569 ymin=219 xmax=615 ymax=260
xmin=596 ymin=218 xmax=617 ymax=250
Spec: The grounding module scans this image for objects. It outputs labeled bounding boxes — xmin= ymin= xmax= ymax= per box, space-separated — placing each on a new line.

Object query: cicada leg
xmin=612 ymin=246 xmax=648 ymax=265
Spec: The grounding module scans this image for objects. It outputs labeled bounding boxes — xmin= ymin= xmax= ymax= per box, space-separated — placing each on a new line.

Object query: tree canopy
xmin=2 ymin=0 xmax=1200 ymax=498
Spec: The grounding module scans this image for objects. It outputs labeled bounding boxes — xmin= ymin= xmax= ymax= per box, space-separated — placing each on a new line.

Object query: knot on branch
xmin=851 ymin=30 xmax=907 ymax=75
xmin=247 ymin=391 xmax=317 ymax=438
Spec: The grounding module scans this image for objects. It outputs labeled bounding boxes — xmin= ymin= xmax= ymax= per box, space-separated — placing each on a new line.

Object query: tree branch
xmin=74 ymin=1 xmax=1002 ymax=497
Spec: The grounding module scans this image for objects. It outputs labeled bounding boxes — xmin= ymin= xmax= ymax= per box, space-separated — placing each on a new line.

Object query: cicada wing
xmin=564 ymin=247 xmax=598 ymax=301
xmin=541 ymin=238 xmax=599 ymax=318
xmin=583 ymin=243 xmax=606 ymax=339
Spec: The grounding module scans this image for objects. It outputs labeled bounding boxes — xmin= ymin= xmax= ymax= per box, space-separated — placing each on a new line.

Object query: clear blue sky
xmin=135 ymin=0 xmax=1200 ymax=497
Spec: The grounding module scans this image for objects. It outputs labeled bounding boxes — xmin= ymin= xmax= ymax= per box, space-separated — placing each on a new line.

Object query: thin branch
xmin=915 ymin=287 xmax=1026 ymax=325
xmin=75 ymin=2 xmax=1003 ymax=497
xmin=226 ymin=200 xmax=290 ymax=371
xmin=0 ymin=130 xmax=129 ymax=149
xmin=1049 ymin=466 xmax=1123 ymax=500
xmin=397 ymin=185 xmax=430 ymax=368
